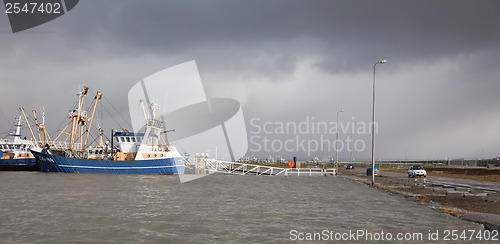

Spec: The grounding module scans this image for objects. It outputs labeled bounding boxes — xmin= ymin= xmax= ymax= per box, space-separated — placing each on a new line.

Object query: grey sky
xmin=1 ymin=0 xmax=499 ymax=161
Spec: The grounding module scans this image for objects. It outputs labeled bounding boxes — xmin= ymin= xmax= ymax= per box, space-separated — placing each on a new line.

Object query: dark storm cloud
xmin=50 ymin=0 xmax=500 ymax=73
xmin=0 ymin=0 xmax=489 ymax=77
xmin=3 ymin=0 xmax=499 ymax=78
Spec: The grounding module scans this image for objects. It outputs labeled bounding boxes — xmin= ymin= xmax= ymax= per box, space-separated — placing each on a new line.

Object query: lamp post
xmin=371 ymin=60 xmax=387 ymax=185
xmin=336 ymin=109 xmax=344 ymax=175
xmin=349 ymin=133 xmax=354 ymax=162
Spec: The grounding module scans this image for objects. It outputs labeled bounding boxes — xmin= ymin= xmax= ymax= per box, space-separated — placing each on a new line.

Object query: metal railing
xmin=193 ymin=155 xmax=336 ymax=176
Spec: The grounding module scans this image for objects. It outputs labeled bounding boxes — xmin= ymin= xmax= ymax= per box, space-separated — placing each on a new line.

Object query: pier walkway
xmin=193 ymin=154 xmax=336 ymax=176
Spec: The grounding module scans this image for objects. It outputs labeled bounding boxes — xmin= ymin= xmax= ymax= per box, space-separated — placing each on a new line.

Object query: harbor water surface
xmin=0 ymin=172 xmax=482 ymax=243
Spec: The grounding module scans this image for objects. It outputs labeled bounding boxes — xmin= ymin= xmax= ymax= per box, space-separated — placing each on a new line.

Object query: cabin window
xmin=21 ymin=145 xmax=26 ymax=150
xmin=15 ymin=145 xmax=21 ymax=150
xmin=9 ymin=145 xmax=14 ymax=149
xmin=120 ymin=137 xmax=125 ymax=142
xmin=126 ymin=137 xmax=130 ymax=142
xmin=131 ymin=137 xmax=136 ymax=142
xmin=99 ymin=150 xmax=103 ymax=154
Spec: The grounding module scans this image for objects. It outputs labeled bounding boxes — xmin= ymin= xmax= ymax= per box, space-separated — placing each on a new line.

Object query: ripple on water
xmin=0 ymin=172 xmax=482 ymax=243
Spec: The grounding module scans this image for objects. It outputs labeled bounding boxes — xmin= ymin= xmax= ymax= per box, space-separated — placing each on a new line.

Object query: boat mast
xmin=137 ymin=100 xmax=162 ymax=151
xmin=69 ymin=86 xmax=88 ymax=152
xmin=150 ymin=103 xmax=159 ymax=150
xmin=14 ymin=116 xmax=21 ymax=136
xmin=32 ymin=109 xmax=53 ymax=145
xmin=19 ymin=107 xmax=37 ymax=144
xmin=83 ymin=90 xmax=102 ymax=150
xmin=32 ymin=110 xmax=43 ymax=142
xmin=9 ymin=115 xmax=22 ymax=140
xmin=40 ymin=109 xmax=53 ymax=144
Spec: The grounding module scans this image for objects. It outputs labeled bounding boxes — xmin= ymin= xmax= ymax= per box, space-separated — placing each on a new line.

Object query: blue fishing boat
xmin=32 ymin=149 xmax=184 ymax=174
xmin=31 ymin=86 xmax=185 ymax=174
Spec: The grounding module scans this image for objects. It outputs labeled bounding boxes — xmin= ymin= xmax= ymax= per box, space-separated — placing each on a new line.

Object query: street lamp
xmin=371 ymin=59 xmax=387 ymax=185
xmin=336 ymin=109 xmax=344 ymax=175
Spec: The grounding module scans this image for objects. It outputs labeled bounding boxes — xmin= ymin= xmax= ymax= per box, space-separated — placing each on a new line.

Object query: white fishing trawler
xmin=0 ymin=109 xmax=44 ymax=170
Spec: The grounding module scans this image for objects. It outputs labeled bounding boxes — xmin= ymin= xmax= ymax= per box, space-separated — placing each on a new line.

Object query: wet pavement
xmin=338 ymin=168 xmax=500 ymax=231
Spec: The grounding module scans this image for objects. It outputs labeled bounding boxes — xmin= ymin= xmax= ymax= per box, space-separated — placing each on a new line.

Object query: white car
xmin=408 ymin=165 xmax=427 ymax=177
